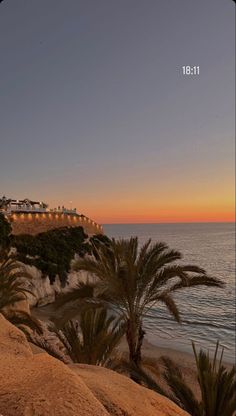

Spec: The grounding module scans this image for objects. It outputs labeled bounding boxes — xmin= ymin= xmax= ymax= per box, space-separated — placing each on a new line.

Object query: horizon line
xmin=101 ymin=220 xmax=235 ymax=225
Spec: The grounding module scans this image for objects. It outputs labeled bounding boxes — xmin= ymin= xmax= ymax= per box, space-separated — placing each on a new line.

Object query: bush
xmin=12 ymin=226 xmax=89 ymax=286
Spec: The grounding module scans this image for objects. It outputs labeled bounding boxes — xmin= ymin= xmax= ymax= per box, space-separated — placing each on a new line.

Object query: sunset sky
xmin=0 ymin=1 xmax=235 ymax=224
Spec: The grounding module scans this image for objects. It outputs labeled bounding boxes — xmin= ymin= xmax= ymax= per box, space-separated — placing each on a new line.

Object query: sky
xmin=0 ymin=0 xmax=235 ymax=224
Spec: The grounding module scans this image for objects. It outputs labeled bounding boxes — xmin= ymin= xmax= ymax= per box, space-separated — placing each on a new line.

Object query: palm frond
xmin=51 ymin=307 xmax=126 ymax=366
xmin=54 ymin=281 xmax=95 ymax=309
xmin=28 ymin=331 xmax=67 ymax=362
xmin=5 ymin=310 xmax=43 ymax=334
xmin=155 ymin=292 xmax=181 ymax=323
xmin=0 ymin=254 xmax=38 ymax=334
xmin=163 ymin=343 xmax=236 ymax=416
xmin=169 ymin=274 xmax=224 ymax=292
xmin=192 ymin=342 xmax=236 ymax=416
xmin=161 ymin=356 xmax=201 ymax=416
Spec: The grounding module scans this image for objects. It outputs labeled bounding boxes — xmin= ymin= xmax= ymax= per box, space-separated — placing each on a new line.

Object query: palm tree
xmin=73 ymin=237 xmax=224 ymax=366
xmin=162 ymin=342 xmax=236 ymax=416
xmin=0 ymin=254 xmax=42 ymax=333
xmin=0 ymin=256 xmax=31 ymax=309
xmin=51 ymin=307 xmax=125 ymax=365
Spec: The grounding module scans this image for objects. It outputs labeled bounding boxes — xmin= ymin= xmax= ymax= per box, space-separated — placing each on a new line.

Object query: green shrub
xmin=12 ymin=226 xmax=89 ymax=286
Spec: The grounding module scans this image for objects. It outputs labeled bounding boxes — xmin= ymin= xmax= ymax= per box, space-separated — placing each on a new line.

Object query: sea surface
xmin=103 ymin=223 xmax=235 ymax=363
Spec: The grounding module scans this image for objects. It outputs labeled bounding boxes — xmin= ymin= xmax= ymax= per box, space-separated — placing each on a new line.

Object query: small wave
xmin=182 ymin=319 xmax=235 ymax=331
xmin=144 ymin=313 xmax=235 ymax=332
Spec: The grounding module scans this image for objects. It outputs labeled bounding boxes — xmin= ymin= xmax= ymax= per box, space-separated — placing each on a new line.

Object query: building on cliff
xmin=0 ymin=196 xmax=103 ymax=236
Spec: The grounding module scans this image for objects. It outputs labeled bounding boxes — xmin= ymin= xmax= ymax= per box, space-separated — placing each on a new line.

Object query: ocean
xmin=103 ymin=223 xmax=235 ymax=363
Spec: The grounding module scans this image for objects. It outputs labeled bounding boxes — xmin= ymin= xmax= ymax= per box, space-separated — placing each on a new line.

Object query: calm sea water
xmin=103 ymin=223 xmax=235 ymax=363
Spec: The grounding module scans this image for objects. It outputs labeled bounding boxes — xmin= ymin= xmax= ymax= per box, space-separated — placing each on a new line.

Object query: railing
xmin=4 ymin=210 xmax=103 ymax=233
xmin=2 ymin=207 xmax=78 ymax=214
xmin=6 ymin=207 xmax=48 ymax=213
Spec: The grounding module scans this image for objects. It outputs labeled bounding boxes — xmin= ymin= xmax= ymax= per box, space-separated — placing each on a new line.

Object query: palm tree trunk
xmin=126 ymin=319 xmax=136 ymax=363
xmin=126 ymin=319 xmax=145 ymax=366
xmin=135 ymin=324 xmax=145 ymax=364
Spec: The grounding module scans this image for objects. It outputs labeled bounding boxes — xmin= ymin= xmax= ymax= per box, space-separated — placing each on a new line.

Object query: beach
xmin=31 ymin=303 xmax=200 ymax=396
xmin=31 ymin=302 xmax=233 ymax=401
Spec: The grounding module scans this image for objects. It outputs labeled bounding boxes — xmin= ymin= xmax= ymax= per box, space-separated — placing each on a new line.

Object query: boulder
xmin=0 ymin=314 xmax=109 ymax=416
xmin=0 ymin=314 xmax=190 ymax=416
xmin=70 ymin=364 xmax=189 ymax=416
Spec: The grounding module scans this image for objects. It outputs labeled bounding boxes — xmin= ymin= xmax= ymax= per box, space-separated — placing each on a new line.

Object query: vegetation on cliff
xmin=1 ymin=212 xmax=110 ymax=286
xmin=12 ymin=227 xmax=89 ymax=285
xmin=0 ymin=213 xmax=42 ymax=333
xmin=14 ymin=229 xmax=109 ymax=285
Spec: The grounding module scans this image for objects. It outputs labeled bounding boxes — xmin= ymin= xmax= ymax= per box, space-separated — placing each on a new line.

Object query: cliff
xmin=0 ymin=314 xmax=190 ymax=416
xmin=11 ymin=227 xmax=106 ymax=307
xmin=25 ymin=263 xmax=93 ymax=307
xmin=6 ymin=211 xmax=103 ymax=236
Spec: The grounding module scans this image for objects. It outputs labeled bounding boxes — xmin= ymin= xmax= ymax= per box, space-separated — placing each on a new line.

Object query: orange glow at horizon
xmin=78 ymin=202 xmax=235 ymax=224
xmin=78 ymin=194 xmax=235 ymax=224
xmin=92 ymin=210 xmax=235 ymax=224
xmin=37 ymin=164 xmax=235 ymax=225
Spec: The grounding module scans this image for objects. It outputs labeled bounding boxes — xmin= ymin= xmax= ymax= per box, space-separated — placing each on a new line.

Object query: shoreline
xmin=142 ymin=337 xmax=234 ymax=366
xmin=31 ymin=303 xmax=233 ymax=401
xmin=32 ymin=304 xmax=233 ymax=369
xmin=118 ymin=337 xmax=233 ymax=369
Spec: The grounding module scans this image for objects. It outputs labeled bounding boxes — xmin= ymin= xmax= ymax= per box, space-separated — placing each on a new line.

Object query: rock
xmin=0 ymin=314 xmax=190 ymax=416
xmin=2 ymin=298 xmax=31 ymax=316
xmin=0 ymin=314 xmax=32 ymax=358
xmin=28 ymin=341 xmax=47 ymax=355
xmin=24 ymin=264 xmax=92 ymax=307
xmin=0 ymin=314 xmax=109 ymax=416
xmin=70 ymin=364 xmax=190 ymax=416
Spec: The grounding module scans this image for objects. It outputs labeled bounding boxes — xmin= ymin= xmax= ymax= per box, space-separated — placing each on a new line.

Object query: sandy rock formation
xmin=0 ymin=314 xmax=109 ymax=416
xmin=0 ymin=314 xmax=190 ymax=416
xmin=2 ymin=298 xmax=30 ymax=316
xmin=70 ymin=364 xmax=190 ymax=416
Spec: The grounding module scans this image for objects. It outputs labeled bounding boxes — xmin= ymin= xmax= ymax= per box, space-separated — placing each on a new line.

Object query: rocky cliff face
xmin=0 ymin=314 xmax=190 ymax=416
xmin=25 ymin=262 xmax=93 ymax=307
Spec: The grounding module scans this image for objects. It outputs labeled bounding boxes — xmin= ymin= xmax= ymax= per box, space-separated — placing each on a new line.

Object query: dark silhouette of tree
xmin=0 ymin=213 xmax=12 ymax=259
xmin=161 ymin=342 xmax=236 ymax=416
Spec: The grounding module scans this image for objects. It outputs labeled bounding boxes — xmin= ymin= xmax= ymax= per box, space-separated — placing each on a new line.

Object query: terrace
xmin=0 ymin=196 xmax=77 ymax=215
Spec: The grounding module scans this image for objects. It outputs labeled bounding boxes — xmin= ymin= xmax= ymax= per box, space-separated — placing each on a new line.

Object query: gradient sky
xmin=0 ymin=1 xmax=235 ymax=223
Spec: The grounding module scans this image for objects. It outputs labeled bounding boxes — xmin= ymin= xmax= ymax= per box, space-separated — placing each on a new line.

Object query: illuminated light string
xmin=5 ymin=211 xmax=102 ymax=232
